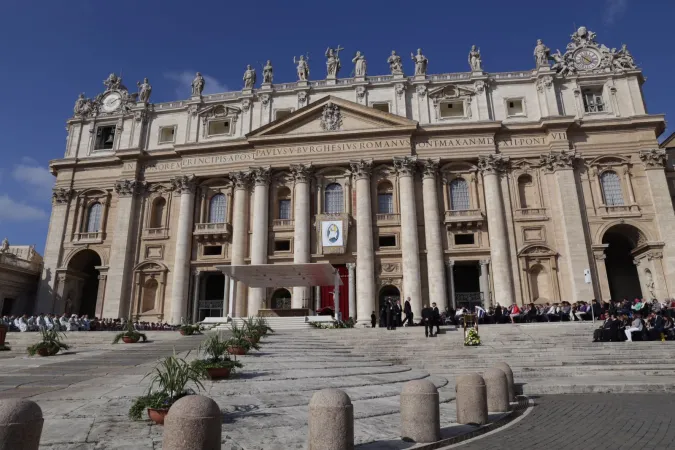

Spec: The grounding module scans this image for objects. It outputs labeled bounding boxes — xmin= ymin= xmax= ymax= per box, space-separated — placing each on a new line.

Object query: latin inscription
xmin=254 ymin=139 xmax=411 ymax=158
xmin=418 ymin=136 xmax=550 ymax=149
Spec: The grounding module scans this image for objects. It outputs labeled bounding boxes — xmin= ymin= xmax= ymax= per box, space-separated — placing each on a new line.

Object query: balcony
xmin=143 ymin=227 xmax=169 ymax=240
xmin=514 ymin=208 xmax=548 ymax=222
xmin=272 ymin=219 xmax=295 ymax=231
xmin=193 ymin=222 xmax=232 ymax=241
xmin=599 ymin=204 xmax=641 ymax=218
xmin=444 ymin=209 xmax=484 ymax=228
xmin=73 ymin=231 xmax=104 ymax=244
xmin=376 ymin=213 xmax=401 ymax=226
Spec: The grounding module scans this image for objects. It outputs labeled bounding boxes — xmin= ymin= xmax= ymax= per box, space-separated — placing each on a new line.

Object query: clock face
xmin=101 ymin=92 xmax=122 ymax=112
xmin=573 ymin=49 xmax=601 ymax=71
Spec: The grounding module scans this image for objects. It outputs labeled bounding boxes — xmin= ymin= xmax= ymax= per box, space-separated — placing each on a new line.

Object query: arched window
xmin=277 ymin=187 xmax=292 ymax=220
xmin=141 ymin=278 xmax=158 ymax=313
xmin=377 ymin=181 xmax=394 ymax=214
xmin=517 ymin=174 xmax=536 ymax=209
xmin=324 ymin=183 xmax=344 ymax=214
xmin=150 ymin=197 xmax=166 ymax=228
xmin=449 ymin=178 xmax=470 ymax=211
xmin=208 ymin=193 xmax=227 ymax=223
xmin=86 ymin=203 xmax=102 ymax=232
xmin=600 ymin=171 xmax=624 ymax=206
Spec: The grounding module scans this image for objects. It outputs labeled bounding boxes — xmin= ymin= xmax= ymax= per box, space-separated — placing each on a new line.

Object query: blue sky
xmin=0 ymin=0 xmax=673 ymax=252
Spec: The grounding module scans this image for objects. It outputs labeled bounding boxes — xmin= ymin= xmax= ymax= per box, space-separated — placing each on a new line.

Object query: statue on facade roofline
xmin=263 ymin=60 xmax=273 ymax=84
xmin=0 ymin=238 xmax=8 ymax=253
xmin=352 ymin=51 xmax=367 ymax=77
xmin=103 ymin=73 xmax=122 ymax=91
xmin=325 ymin=45 xmax=343 ymax=77
xmin=411 ymin=48 xmax=428 ymax=76
xmin=73 ymin=93 xmax=93 ymax=116
xmin=243 ymin=65 xmax=256 ymax=89
xmin=136 ymin=78 xmax=152 ymax=103
xmin=191 ymin=72 xmax=205 ymax=96
xmin=387 ymin=50 xmax=403 ymax=75
xmin=293 ymin=54 xmax=310 ymax=81
xmin=534 ymin=39 xmax=550 ymax=67
xmin=468 ymin=45 xmax=482 ymax=71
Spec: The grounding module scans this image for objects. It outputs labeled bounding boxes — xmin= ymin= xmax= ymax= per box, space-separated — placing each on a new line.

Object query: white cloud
xmin=0 ymin=195 xmax=47 ymax=221
xmin=164 ymin=71 xmax=228 ymax=98
xmin=20 ymin=156 xmax=38 ymax=165
xmin=604 ymin=0 xmax=628 ymax=25
xmin=12 ymin=163 xmax=54 ymax=196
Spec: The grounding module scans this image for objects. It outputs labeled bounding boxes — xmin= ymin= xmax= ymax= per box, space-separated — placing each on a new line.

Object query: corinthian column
xmin=478 ymin=154 xmax=515 ymax=306
xmin=394 ymin=156 xmax=423 ymax=317
xmin=350 ymin=159 xmax=376 ymax=324
xmin=229 ymin=171 xmax=250 ymax=317
xmin=291 ymin=164 xmax=313 ymax=309
xmin=248 ymin=166 xmax=271 ymax=316
xmin=420 ymin=158 xmax=448 ymax=311
xmin=169 ymin=175 xmax=196 ymax=324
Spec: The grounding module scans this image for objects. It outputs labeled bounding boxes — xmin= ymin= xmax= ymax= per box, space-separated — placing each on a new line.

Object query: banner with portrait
xmin=321 ymin=220 xmax=343 ymax=247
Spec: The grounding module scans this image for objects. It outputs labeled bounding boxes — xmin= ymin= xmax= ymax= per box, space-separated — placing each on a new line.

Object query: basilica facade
xmin=37 ymin=27 xmax=674 ymax=324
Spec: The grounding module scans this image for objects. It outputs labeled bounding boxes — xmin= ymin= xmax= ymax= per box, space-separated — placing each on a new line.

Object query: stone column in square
xmin=347 ymin=263 xmax=356 ymax=319
xmin=394 ymin=156 xmax=423 ymax=317
xmin=445 ymin=261 xmax=456 ymax=308
xmin=291 ymin=164 xmax=313 ymax=309
xmin=420 ymin=158 xmax=447 ymax=310
xmin=169 ymin=175 xmax=196 ymax=324
xmin=37 ymin=188 xmax=73 ymax=313
xmin=478 ymin=155 xmax=515 ymax=307
xmin=639 ymin=149 xmax=675 ymax=296
xmin=350 ymin=159 xmax=376 ymax=324
xmin=540 ymin=150 xmax=594 ymax=303
xmin=229 ymin=171 xmax=250 ymax=317
xmin=248 ymin=166 xmax=271 ymax=316
xmin=104 ymin=179 xmax=146 ymax=318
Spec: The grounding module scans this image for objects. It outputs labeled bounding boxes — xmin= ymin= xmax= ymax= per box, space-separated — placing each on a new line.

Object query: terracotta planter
xmin=147 ymin=408 xmax=169 ymax=425
xmin=206 ymin=367 xmax=231 ymax=380
xmin=227 ymin=346 xmax=247 ymax=355
xmin=122 ymin=335 xmax=139 ymax=344
xmin=179 ymin=329 xmax=194 ymax=336
xmin=36 ymin=345 xmax=59 ymax=357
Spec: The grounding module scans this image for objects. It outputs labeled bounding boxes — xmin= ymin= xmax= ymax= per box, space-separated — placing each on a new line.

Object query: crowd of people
xmin=0 ymin=314 xmax=178 ymax=332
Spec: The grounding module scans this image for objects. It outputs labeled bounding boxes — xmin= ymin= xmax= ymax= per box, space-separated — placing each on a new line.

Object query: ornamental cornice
xmin=638 ymin=149 xmax=667 ymax=169
xmin=539 ymin=150 xmax=578 ymax=172
xmin=290 ymin=163 xmax=314 ymax=183
xmin=349 ymin=159 xmax=373 ymax=180
xmin=393 ymin=156 xmax=418 ymax=177
xmin=477 ymin=154 xmax=509 ymax=174
xmin=114 ymin=179 xmax=146 ymax=197
xmin=420 ymin=158 xmax=440 ymax=179
xmin=249 ymin=166 xmax=271 ymax=186
xmin=52 ymin=188 xmax=73 ymax=205
xmin=169 ymin=174 xmax=197 ymax=194
xmin=229 ymin=171 xmax=251 ymax=190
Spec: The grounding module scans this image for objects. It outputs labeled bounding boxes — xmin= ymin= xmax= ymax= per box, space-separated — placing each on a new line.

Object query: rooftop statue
xmin=325 ymin=46 xmax=343 ymax=77
xmin=191 ymin=72 xmax=205 ymax=96
xmin=534 ymin=39 xmax=550 ymax=67
xmin=294 ymin=55 xmax=310 ymax=81
xmin=411 ymin=48 xmax=428 ymax=76
xmin=468 ymin=45 xmax=482 ymax=71
xmin=387 ymin=50 xmax=404 ymax=75
xmin=136 ymin=78 xmax=152 ymax=103
xmin=352 ymin=51 xmax=367 ymax=77
xmin=243 ymin=65 xmax=256 ymax=89
xmin=263 ymin=60 xmax=273 ymax=84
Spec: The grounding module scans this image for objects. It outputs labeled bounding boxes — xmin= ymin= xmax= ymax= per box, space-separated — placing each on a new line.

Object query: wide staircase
xmin=210 ymin=316 xmax=312 ymax=331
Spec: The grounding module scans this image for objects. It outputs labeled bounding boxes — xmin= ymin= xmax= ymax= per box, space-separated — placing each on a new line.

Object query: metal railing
xmin=272 ymin=219 xmax=295 ymax=228
xmin=375 ymin=213 xmax=401 ymax=224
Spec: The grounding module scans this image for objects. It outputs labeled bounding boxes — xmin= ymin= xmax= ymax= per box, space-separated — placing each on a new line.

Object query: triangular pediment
xmin=247 ymin=96 xmax=417 ymax=139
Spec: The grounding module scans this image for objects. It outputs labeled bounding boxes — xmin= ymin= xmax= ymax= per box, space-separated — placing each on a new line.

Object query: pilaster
xmin=248 ymin=166 xmax=271 ymax=316
xmin=169 ymin=174 xmax=196 ymax=324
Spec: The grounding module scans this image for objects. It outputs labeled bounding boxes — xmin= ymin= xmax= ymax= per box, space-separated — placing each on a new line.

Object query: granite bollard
xmin=483 ymin=367 xmax=510 ymax=413
xmin=400 ymin=379 xmax=441 ymax=443
xmin=455 ymin=373 xmax=488 ymax=426
xmin=494 ymin=362 xmax=515 ymax=402
xmin=308 ymin=388 xmax=354 ymax=450
xmin=0 ymin=398 xmax=43 ymax=450
xmin=162 ymin=395 xmax=221 ymax=450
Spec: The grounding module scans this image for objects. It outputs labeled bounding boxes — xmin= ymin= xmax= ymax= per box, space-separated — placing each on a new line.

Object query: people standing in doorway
xmin=386 ymin=300 xmax=396 ymax=330
xmin=402 ymin=297 xmax=413 ymax=326
xmin=370 ymin=311 xmax=376 ymax=328
xmin=432 ymin=302 xmax=441 ymax=335
xmin=422 ymin=304 xmax=434 ymax=337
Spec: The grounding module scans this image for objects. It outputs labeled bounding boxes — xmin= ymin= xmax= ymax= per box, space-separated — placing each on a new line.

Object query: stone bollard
xmin=308 ymin=388 xmax=354 ymax=450
xmin=0 ymin=398 xmax=44 ymax=450
xmin=494 ymin=362 xmax=515 ymax=402
xmin=400 ymin=379 xmax=441 ymax=443
xmin=483 ymin=368 xmax=510 ymax=413
xmin=162 ymin=395 xmax=221 ymax=450
xmin=455 ymin=373 xmax=488 ymax=426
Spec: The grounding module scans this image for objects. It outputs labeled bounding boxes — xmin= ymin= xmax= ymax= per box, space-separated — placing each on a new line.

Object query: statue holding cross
xmin=325 ymin=45 xmax=344 ymax=78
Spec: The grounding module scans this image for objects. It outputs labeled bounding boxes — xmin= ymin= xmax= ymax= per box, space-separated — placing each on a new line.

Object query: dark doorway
xmin=1 ymin=298 xmax=15 ymax=316
xmin=199 ymin=273 xmax=224 ymax=320
xmin=378 ymin=285 xmax=401 ymax=311
xmin=454 ymin=262 xmax=483 ymax=308
xmin=271 ymin=289 xmax=292 ymax=309
xmin=67 ymin=250 xmax=102 ymax=317
xmin=603 ymin=225 xmax=643 ymax=300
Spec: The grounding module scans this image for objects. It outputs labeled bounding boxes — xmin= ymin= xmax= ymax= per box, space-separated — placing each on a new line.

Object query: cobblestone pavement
xmin=457 ymin=394 xmax=675 ymax=450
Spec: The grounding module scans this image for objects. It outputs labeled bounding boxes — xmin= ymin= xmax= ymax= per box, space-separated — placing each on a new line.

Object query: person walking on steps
xmin=402 ymin=297 xmax=413 ymax=326
xmin=422 ymin=304 xmax=434 ymax=337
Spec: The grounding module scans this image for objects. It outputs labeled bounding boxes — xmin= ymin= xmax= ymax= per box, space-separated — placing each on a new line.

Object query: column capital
xmin=479 ymin=259 xmax=490 ymax=266
xmin=290 ymin=163 xmax=314 ymax=183
xmin=445 ymin=260 xmax=455 ymax=268
xmin=539 ymin=150 xmax=578 ymax=172
xmin=420 ymin=158 xmax=440 ymax=179
xmin=229 ymin=171 xmax=250 ymax=190
xmin=169 ymin=174 xmax=197 ymax=194
xmin=478 ymin=154 xmax=509 ymax=175
xmin=639 ymin=148 xmax=667 ymax=169
xmin=52 ymin=187 xmax=73 ymax=205
xmin=114 ymin=179 xmax=147 ymax=197
xmin=349 ymin=159 xmax=373 ymax=180
xmin=346 ymin=262 xmax=356 ymax=271
xmin=594 ymin=252 xmax=606 ymax=261
xmin=393 ymin=156 xmax=418 ymax=177
xmin=249 ymin=166 xmax=271 ymax=186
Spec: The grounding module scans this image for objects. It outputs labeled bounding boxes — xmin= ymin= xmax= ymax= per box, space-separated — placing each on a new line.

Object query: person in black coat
xmin=421 ymin=305 xmax=433 ymax=337
xmin=432 ymin=302 xmax=441 ymax=336
xmin=402 ymin=298 xmax=413 ymax=326
xmin=370 ymin=311 xmax=377 ymax=328
xmin=395 ymin=300 xmax=403 ymax=327
xmin=386 ymin=300 xmax=396 ymax=330
xmin=379 ymin=305 xmax=387 ymax=328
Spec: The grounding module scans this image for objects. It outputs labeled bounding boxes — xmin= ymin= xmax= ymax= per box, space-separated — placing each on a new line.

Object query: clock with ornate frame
xmin=100 ymin=92 xmax=123 ymax=113
xmin=572 ymin=48 xmax=601 ymax=71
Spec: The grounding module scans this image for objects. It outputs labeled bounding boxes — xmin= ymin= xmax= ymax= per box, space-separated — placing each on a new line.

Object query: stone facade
xmin=37 ymin=28 xmax=671 ymax=323
xmin=0 ymin=239 xmax=43 ymax=315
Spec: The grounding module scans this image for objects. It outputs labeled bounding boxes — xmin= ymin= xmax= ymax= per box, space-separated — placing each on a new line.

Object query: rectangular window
xmin=582 ymin=89 xmax=605 ymax=113
xmin=454 ymin=234 xmax=475 ymax=246
xmin=159 ymin=126 xmax=176 ymax=144
xmin=372 ymin=103 xmax=390 ymax=113
xmin=274 ymin=240 xmax=291 ymax=252
xmin=275 ymin=109 xmax=293 ymax=120
xmin=378 ymin=235 xmax=397 ymax=247
xmin=203 ymin=245 xmax=222 ymax=256
xmin=439 ymin=101 xmax=465 ymax=118
xmin=278 ymin=199 xmax=291 ymax=220
xmin=208 ymin=120 xmax=230 ymax=136
xmin=506 ymin=99 xmax=525 ymax=117
xmin=378 ymin=193 xmax=394 ymax=214
xmin=95 ymin=125 xmax=116 ymax=150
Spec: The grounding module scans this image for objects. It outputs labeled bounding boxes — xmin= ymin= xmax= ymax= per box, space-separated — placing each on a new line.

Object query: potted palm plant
xmin=191 ymin=333 xmax=243 ymax=380
xmin=112 ymin=321 xmax=147 ymax=344
xmin=256 ymin=316 xmax=274 ymax=336
xmin=179 ymin=324 xmax=201 ymax=336
xmin=27 ymin=328 xmax=69 ymax=356
xmin=226 ymin=322 xmax=260 ymax=355
xmin=128 ymin=351 xmax=204 ymax=425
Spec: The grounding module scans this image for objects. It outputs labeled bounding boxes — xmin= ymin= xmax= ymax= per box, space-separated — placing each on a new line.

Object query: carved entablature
xmin=393 ymin=156 xmax=417 ymax=177
xmin=290 ymin=164 xmax=314 ymax=183
xmin=199 ymin=104 xmax=240 ymax=138
xmin=52 ymin=188 xmax=73 ymax=205
xmin=349 ymin=159 xmax=373 ymax=180
xmin=170 ymin=174 xmax=197 ymax=194
xmin=478 ymin=154 xmax=509 ymax=175
xmin=540 ymin=150 xmax=578 ymax=172
xmin=114 ymin=179 xmax=146 ymax=197
xmin=639 ymin=149 xmax=667 ymax=169
xmin=249 ymin=166 xmax=271 ymax=186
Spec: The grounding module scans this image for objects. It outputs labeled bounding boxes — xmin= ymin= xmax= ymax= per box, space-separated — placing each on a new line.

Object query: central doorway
xmin=378 ymin=285 xmax=400 ymax=312
xmin=66 ymin=249 xmax=102 ymax=317
xmin=319 ymin=265 xmax=350 ymax=318
xmin=453 ymin=262 xmax=483 ymax=308
xmin=603 ymin=225 xmax=643 ymax=300
xmin=271 ymin=288 xmax=292 ymax=309
xmin=199 ymin=273 xmax=224 ymax=320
